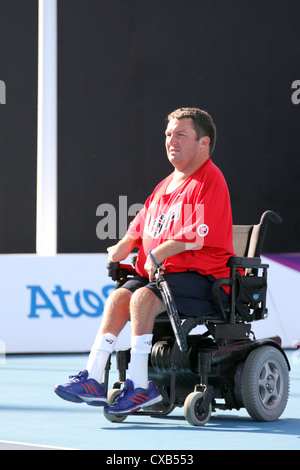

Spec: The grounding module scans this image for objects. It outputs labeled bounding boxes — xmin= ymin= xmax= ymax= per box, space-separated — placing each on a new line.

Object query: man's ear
xmin=200 ymin=135 xmax=210 ymax=149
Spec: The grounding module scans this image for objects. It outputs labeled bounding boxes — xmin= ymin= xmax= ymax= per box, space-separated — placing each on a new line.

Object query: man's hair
xmin=167 ymin=107 xmax=217 ymax=156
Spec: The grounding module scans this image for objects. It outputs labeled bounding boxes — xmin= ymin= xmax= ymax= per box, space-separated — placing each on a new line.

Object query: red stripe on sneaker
xmin=88 ymin=383 xmax=98 ymax=395
xmin=129 ymin=406 xmax=141 ymax=412
xmin=136 ymin=393 xmax=148 ymax=399
xmin=81 ymin=384 xmax=89 ymax=394
xmin=129 ymin=393 xmax=149 ymax=404
xmin=130 ymin=397 xmax=143 ymax=403
xmin=82 ymin=383 xmax=97 ymax=395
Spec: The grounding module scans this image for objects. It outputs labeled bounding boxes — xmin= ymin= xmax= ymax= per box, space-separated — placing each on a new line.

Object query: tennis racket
xmin=156 ymin=269 xmax=188 ymax=352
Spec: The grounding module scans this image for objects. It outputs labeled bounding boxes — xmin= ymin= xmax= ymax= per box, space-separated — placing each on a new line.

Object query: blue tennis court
xmin=0 ymin=350 xmax=299 ymax=451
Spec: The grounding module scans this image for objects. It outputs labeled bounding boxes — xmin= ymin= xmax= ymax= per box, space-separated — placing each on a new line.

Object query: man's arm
xmin=107 ymin=235 xmax=137 ymax=263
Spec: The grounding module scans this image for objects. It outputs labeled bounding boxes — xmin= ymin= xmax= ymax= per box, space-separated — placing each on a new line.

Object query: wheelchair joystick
xmin=107 ymin=261 xmax=120 ymax=281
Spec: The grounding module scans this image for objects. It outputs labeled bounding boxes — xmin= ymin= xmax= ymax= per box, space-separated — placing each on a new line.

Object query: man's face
xmin=165 ymin=118 xmax=206 ymax=172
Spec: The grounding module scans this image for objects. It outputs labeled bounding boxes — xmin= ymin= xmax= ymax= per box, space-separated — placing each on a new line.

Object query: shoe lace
xmin=114 ymin=382 xmax=130 ymax=403
xmin=69 ymin=370 xmax=87 ymax=383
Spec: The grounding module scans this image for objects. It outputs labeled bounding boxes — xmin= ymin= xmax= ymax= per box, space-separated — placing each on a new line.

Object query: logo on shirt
xmin=197 ymin=224 xmax=209 ymax=237
xmin=144 ymin=202 xmax=182 ymax=238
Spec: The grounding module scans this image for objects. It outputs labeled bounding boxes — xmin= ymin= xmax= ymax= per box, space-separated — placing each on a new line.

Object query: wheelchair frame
xmin=103 ymin=210 xmax=290 ymax=426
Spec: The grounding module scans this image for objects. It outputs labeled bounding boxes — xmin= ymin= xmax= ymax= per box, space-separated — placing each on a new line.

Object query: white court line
xmin=0 ymin=439 xmax=78 ymax=450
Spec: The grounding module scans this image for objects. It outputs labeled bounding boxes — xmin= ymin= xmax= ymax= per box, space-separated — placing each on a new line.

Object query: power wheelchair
xmin=103 ymin=210 xmax=290 ymax=426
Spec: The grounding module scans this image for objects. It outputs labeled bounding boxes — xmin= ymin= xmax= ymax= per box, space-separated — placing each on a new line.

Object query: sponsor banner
xmin=252 ymin=256 xmax=299 ymax=349
xmin=0 ymin=254 xmax=298 ymax=354
xmin=0 ymin=254 xmax=127 ymax=354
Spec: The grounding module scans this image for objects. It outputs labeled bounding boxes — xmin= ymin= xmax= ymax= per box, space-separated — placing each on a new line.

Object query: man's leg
xmin=85 ymin=287 xmax=132 ymax=382
xmin=129 ymin=287 xmax=165 ymax=388
xmin=130 ymin=287 xmax=165 ymax=336
xmin=105 ymin=288 xmax=165 ymax=414
xmin=54 ymin=288 xmax=132 ymax=405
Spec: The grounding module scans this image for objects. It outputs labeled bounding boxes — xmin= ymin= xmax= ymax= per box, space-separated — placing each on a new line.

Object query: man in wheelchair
xmin=54 ymin=107 xmax=237 ymax=408
xmin=54 ymin=108 xmax=289 ymax=424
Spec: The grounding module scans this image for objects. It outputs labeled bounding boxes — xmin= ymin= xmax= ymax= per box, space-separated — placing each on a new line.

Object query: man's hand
xmin=144 ymin=253 xmax=165 ymax=282
xmin=143 ymin=240 xmax=199 ymax=282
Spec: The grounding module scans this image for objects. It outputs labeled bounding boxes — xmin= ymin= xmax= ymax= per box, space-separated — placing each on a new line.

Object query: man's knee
xmin=104 ymin=287 xmax=132 ymax=312
xmin=130 ymin=287 xmax=152 ymax=306
xmin=109 ymin=286 xmax=132 ymax=300
xmin=130 ymin=287 xmax=164 ymax=314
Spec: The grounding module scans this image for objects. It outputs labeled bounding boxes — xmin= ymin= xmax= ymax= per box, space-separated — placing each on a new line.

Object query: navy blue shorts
xmin=121 ymin=271 xmax=229 ymax=318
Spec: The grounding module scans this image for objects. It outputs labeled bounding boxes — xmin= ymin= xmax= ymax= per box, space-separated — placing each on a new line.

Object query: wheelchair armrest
xmin=107 ymin=261 xmax=137 ymax=281
xmin=227 ymin=256 xmax=269 ymax=269
xmin=211 ymin=278 xmax=233 ymax=321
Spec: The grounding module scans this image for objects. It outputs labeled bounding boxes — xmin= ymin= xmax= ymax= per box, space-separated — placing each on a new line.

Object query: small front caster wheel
xmin=103 ymin=388 xmax=127 ymax=423
xmin=184 ymin=391 xmax=212 ymax=426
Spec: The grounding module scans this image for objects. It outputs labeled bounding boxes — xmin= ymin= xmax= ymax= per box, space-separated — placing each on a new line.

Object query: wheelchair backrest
xmin=232 ymin=225 xmax=253 ymax=257
xmin=232 ymin=210 xmax=282 ymax=258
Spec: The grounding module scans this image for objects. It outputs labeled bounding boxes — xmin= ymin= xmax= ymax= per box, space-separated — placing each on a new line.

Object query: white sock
xmin=85 ymin=332 xmax=117 ymax=383
xmin=129 ymin=334 xmax=153 ymax=389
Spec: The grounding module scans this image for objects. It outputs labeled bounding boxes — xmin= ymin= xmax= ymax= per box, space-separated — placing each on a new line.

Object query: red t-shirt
xmin=127 ymin=158 xmax=234 ymax=282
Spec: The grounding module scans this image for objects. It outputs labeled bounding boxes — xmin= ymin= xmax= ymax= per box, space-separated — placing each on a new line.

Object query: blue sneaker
xmin=54 ymin=370 xmax=107 ymax=406
xmin=104 ymin=379 xmax=162 ymax=414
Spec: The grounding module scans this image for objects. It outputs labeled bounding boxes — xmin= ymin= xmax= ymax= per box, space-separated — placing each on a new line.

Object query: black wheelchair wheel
xmin=241 ymin=345 xmax=290 ymax=422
